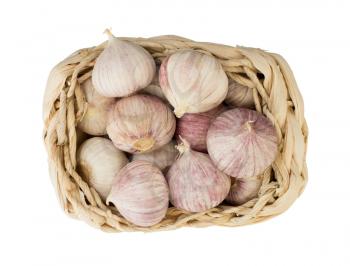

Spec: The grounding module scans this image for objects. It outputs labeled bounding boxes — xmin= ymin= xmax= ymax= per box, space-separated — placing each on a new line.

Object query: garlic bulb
xmin=131 ymin=141 xmax=178 ymax=172
xmin=92 ymin=30 xmax=156 ymax=97
xmin=77 ymin=137 xmax=128 ymax=200
xmin=207 ymin=108 xmax=278 ymax=178
xmin=107 ymin=161 xmax=169 ymax=227
xmin=166 ymin=138 xmax=231 ymax=212
xmin=77 ymin=78 xmax=115 ymax=135
xmin=141 ymin=67 xmax=166 ymax=101
xmin=226 ymin=177 xmax=262 ymax=205
xmin=106 ymin=94 xmax=176 ymax=154
xmin=142 ymin=84 xmax=166 ymax=101
xmin=225 ymin=80 xmax=255 ymax=108
xmin=159 ymin=50 xmax=228 ymax=117
xmin=175 ymin=104 xmax=226 ymax=152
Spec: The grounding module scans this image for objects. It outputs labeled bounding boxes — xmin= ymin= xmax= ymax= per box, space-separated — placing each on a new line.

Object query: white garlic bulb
xmin=131 ymin=141 xmax=178 ymax=172
xmin=141 ymin=67 xmax=166 ymax=101
xmin=207 ymin=108 xmax=278 ymax=178
xmin=226 ymin=177 xmax=262 ymax=205
xmin=77 ymin=78 xmax=115 ymax=135
xmin=159 ymin=50 xmax=228 ymax=117
xmin=107 ymin=161 xmax=169 ymax=227
xmin=92 ymin=30 xmax=156 ymax=97
xmin=141 ymin=84 xmax=166 ymax=101
xmin=107 ymin=94 xmax=176 ymax=154
xmin=166 ymin=138 xmax=231 ymax=212
xmin=225 ymin=80 xmax=255 ymax=108
xmin=77 ymin=137 xmax=128 ymax=200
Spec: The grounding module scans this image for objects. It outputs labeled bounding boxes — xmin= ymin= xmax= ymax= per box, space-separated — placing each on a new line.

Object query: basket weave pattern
xmin=43 ymin=35 xmax=308 ymax=232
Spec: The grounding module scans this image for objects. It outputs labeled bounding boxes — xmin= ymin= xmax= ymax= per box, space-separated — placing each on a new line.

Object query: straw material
xmin=43 ymin=35 xmax=308 ymax=232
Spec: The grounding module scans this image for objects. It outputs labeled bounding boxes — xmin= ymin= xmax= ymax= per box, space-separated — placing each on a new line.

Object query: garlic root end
xmin=175 ymin=136 xmax=190 ymax=154
xmin=174 ymin=106 xmax=188 ymax=118
xmin=245 ymin=120 xmax=255 ymax=132
xmin=133 ymin=137 xmax=155 ymax=152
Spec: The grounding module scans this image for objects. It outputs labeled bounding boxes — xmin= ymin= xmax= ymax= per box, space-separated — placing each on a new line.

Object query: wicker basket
xmin=43 ymin=35 xmax=308 ymax=232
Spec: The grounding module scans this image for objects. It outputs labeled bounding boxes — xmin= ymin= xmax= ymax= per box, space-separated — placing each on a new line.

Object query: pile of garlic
xmin=76 ymin=31 xmax=278 ymax=227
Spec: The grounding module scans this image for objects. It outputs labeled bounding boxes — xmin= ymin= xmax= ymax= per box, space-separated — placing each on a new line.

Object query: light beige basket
xmin=43 ymin=35 xmax=308 ymax=232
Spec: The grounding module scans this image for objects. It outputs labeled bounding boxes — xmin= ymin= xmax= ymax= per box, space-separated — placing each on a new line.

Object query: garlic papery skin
xmin=92 ymin=30 xmax=156 ymax=97
xmin=207 ymin=108 xmax=278 ymax=178
xmin=225 ymin=80 xmax=255 ymax=108
xmin=175 ymin=104 xmax=227 ymax=152
xmin=159 ymin=50 xmax=228 ymax=118
xmin=106 ymin=94 xmax=176 ymax=154
xmin=166 ymin=138 xmax=231 ymax=212
xmin=141 ymin=67 xmax=167 ymax=101
xmin=131 ymin=141 xmax=178 ymax=172
xmin=141 ymin=84 xmax=166 ymax=101
xmin=226 ymin=177 xmax=262 ymax=205
xmin=77 ymin=137 xmax=128 ymax=200
xmin=107 ymin=160 xmax=169 ymax=227
xmin=77 ymin=78 xmax=115 ymax=135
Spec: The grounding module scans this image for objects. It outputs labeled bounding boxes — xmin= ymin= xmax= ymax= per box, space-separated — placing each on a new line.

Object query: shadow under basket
xmin=43 ymin=35 xmax=308 ymax=232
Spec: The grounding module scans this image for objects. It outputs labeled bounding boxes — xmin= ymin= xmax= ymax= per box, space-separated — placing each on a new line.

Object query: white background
xmin=0 ymin=0 xmax=349 ymax=265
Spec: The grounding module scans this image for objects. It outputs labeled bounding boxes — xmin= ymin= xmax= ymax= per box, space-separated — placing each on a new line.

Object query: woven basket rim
xmin=43 ymin=35 xmax=308 ymax=232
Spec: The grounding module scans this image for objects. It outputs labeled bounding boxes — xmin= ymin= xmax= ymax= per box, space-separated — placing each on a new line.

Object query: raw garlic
xmin=77 ymin=78 xmax=115 ymax=135
xmin=175 ymin=105 xmax=226 ymax=151
xmin=131 ymin=141 xmax=178 ymax=172
xmin=207 ymin=108 xmax=278 ymax=178
xmin=107 ymin=94 xmax=176 ymax=154
xmin=225 ymin=80 xmax=255 ymax=108
xmin=77 ymin=137 xmax=128 ymax=200
xmin=226 ymin=177 xmax=262 ymax=205
xmin=107 ymin=161 xmax=169 ymax=227
xmin=92 ymin=30 xmax=156 ymax=97
xmin=159 ymin=50 xmax=228 ymax=117
xmin=166 ymin=138 xmax=230 ymax=212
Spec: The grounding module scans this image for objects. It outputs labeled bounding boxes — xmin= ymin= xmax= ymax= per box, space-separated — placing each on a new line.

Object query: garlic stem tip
xmin=103 ymin=28 xmax=115 ymax=41
xmin=176 ymin=136 xmax=190 ymax=154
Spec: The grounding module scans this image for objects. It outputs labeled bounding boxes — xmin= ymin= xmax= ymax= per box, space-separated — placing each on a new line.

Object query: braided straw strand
xmin=43 ymin=35 xmax=308 ymax=232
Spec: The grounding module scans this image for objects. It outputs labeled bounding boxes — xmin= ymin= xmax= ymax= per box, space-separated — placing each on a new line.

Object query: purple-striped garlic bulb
xmin=107 ymin=94 xmax=176 ymax=154
xmin=225 ymin=80 xmax=255 ymax=108
xmin=77 ymin=78 xmax=115 ymax=136
xmin=77 ymin=137 xmax=128 ymax=200
xmin=166 ymin=138 xmax=231 ymax=212
xmin=107 ymin=161 xmax=169 ymax=227
xmin=175 ymin=104 xmax=227 ymax=152
xmin=131 ymin=141 xmax=178 ymax=173
xmin=159 ymin=50 xmax=228 ymax=118
xmin=92 ymin=30 xmax=155 ymax=97
xmin=226 ymin=177 xmax=262 ymax=205
xmin=207 ymin=108 xmax=278 ymax=178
